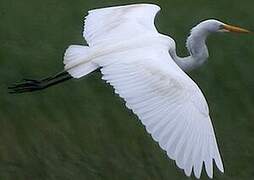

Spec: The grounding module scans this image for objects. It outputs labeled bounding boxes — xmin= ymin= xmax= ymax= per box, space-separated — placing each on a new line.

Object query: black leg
xmin=8 ymin=71 xmax=73 ymax=93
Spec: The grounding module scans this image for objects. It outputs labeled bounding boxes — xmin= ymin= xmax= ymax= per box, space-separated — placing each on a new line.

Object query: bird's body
xmin=9 ymin=3 xmax=250 ymax=179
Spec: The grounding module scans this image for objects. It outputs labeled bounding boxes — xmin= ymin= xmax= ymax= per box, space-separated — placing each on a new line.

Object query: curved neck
xmin=170 ymin=24 xmax=210 ymax=72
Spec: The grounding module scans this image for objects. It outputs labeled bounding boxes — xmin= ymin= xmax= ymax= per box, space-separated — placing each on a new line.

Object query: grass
xmin=1 ymin=0 xmax=254 ymax=179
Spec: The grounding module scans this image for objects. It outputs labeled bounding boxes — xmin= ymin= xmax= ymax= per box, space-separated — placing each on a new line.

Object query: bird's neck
xmin=170 ymin=24 xmax=210 ymax=72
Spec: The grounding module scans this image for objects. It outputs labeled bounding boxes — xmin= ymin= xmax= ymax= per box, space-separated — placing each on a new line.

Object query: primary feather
xmin=63 ymin=3 xmax=224 ymax=178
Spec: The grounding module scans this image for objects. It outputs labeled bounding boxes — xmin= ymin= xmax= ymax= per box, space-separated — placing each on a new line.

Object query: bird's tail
xmin=63 ymin=45 xmax=99 ymax=78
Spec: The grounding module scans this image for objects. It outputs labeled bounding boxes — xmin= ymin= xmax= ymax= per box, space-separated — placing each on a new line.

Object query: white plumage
xmin=83 ymin=4 xmax=160 ymax=46
xmin=64 ymin=3 xmax=225 ymax=179
xmin=9 ymin=3 xmax=250 ymax=178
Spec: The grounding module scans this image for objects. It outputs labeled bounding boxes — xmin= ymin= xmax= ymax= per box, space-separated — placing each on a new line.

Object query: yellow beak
xmin=223 ymin=24 xmax=251 ymax=33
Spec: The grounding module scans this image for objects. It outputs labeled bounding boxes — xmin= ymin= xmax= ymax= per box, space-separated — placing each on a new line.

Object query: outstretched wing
xmin=83 ymin=4 xmax=160 ymax=46
xmin=97 ymin=44 xmax=224 ymax=178
xmin=82 ymin=3 xmax=224 ymax=178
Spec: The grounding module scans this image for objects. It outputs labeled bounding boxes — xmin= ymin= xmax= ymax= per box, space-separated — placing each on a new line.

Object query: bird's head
xmin=198 ymin=19 xmax=250 ymax=34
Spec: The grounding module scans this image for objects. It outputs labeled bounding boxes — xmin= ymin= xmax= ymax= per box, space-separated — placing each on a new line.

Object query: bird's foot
xmin=8 ymin=79 xmax=46 ymax=93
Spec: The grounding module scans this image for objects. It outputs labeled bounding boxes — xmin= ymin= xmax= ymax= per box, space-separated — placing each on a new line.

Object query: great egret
xmin=9 ymin=3 xmax=250 ymax=179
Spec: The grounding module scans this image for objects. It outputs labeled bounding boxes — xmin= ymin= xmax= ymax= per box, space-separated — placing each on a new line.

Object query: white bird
xmin=9 ymin=3 xmax=250 ymax=179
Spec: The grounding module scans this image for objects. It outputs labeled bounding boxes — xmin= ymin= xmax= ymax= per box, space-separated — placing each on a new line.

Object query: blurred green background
xmin=1 ymin=0 xmax=254 ymax=179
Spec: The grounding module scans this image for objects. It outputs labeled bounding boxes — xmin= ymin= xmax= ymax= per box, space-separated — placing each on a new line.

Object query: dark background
xmin=1 ymin=0 xmax=254 ymax=179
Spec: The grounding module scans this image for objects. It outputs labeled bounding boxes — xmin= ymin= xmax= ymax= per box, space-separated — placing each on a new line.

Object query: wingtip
xmin=193 ymin=166 xmax=202 ymax=179
xmin=217 ymin=163 xmax=224 ymax=173
xmin=184 ymin=166 xmax=193 ymax=177
xmin=193 ymin=172 xmax=201 ymax=179
xmin=214 ymin=152 xmax=224 ymax=173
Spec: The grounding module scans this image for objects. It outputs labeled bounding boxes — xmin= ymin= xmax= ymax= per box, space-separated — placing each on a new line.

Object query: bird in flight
xmin=9 ymin=3 xmax=250 ymax=179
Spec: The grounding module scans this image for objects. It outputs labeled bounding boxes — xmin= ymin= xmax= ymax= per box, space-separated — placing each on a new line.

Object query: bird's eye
xmin=219 ymin=24 xmax=224 ymax=30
